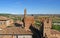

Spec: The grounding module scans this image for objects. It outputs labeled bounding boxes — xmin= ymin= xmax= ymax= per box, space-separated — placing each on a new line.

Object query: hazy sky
xmin=0 ymin=0 xmax=60 ymax=14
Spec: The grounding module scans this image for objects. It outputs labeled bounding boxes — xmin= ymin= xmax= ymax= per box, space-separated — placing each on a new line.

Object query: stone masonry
xmin=23 ymin=8 xmax=34 ymax=31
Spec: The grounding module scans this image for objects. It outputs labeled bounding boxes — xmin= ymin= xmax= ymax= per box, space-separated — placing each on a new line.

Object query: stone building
xmin=0 ymin=16 xmax=13 ymax=29
xmin=42 ymin=17 xmax=52 ymax=38
xmin=23 ymin=8 xmax=34 ymax=31
xmin=0 ymin=27 xmax=32 ymax=38
xmin=40 ymin=17 xmax=60 ymax=38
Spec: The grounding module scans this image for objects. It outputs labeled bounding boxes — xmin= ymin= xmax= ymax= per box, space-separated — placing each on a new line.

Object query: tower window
xmin=47 ymin=21 xmax=49 ymax=23
xmin=0 ymin=22 xmax=2 ymax=25
xmin=47 ymin=19 xmax=49 ymax=23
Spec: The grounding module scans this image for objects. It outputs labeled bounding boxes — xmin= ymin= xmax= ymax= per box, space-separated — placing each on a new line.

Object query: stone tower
xmin=43 ymin=17 xmax=52 ymax=38
xmin=23 ymin=8 xmax=34 ymax=31
xmin=24 ymin=8 xmax=26 ymax=19
xmin=22 ymin=8 xmax=26 ymax=27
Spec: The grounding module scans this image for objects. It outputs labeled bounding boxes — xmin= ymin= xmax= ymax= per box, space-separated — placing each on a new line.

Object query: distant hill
xmin=0 ymin=14 xmax=59 ymax=17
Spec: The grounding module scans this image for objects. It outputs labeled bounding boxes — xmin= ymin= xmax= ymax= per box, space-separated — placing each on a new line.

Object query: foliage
xmin=52 ymin=25 xmax=60 ymax=31
xmin=35 ymin=20 xmax=41 ymax=26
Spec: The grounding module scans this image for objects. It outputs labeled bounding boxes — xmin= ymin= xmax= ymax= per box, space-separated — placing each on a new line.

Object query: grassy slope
xmin=52 ymin=25 xmax=60 ymax=31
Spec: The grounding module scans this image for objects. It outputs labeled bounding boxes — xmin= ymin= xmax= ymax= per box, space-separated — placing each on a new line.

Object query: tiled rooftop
xmin=0 ymin=27 xmax=32 ymax=35
xmin=0 ymin=16 xmax=10 ymax=21
xmin=51 ymin=29 xmax=60 ymax=35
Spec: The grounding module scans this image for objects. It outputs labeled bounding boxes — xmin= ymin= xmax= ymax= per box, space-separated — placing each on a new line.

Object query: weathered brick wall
xmin=40 ymin=17 xmax=52 ymax=38
xmin=44 ymin=18 xmax=52 ymax=38
xmin=24 ymin=16 xmax=34 ymax=31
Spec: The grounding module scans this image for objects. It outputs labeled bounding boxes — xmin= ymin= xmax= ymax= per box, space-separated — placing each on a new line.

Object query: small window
xmin=47 ymin=19 xmax=49 ymax=23
xmin=47 ymin=21 xmax=49 ymax=23
xmin=0 ymin=22 xmax=2 ymax=25
xmin=4 ymin=21 xmax=6 ymax=24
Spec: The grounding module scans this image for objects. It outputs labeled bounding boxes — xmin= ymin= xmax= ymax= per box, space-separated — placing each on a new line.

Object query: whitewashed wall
xmin=6 ymin=20 xmax=10 ymax=26
xmin=0 ymin=35 xmax=32 ymax=38
xmin=18 ymin=35 xmax=32 ymax=38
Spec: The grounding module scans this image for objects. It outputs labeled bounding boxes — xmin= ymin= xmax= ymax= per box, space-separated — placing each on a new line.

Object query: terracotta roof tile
xmin=0 ymin=27 xmax=32 ymax=35
xmin=51 ymin=29 xmax=60 ymax=35
xmin=0 ymin=16 xmax=10 ymax=21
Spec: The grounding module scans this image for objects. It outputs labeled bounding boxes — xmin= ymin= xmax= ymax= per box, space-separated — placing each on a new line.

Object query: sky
xmin=0 ymin=0 xmax=60 ymax=14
